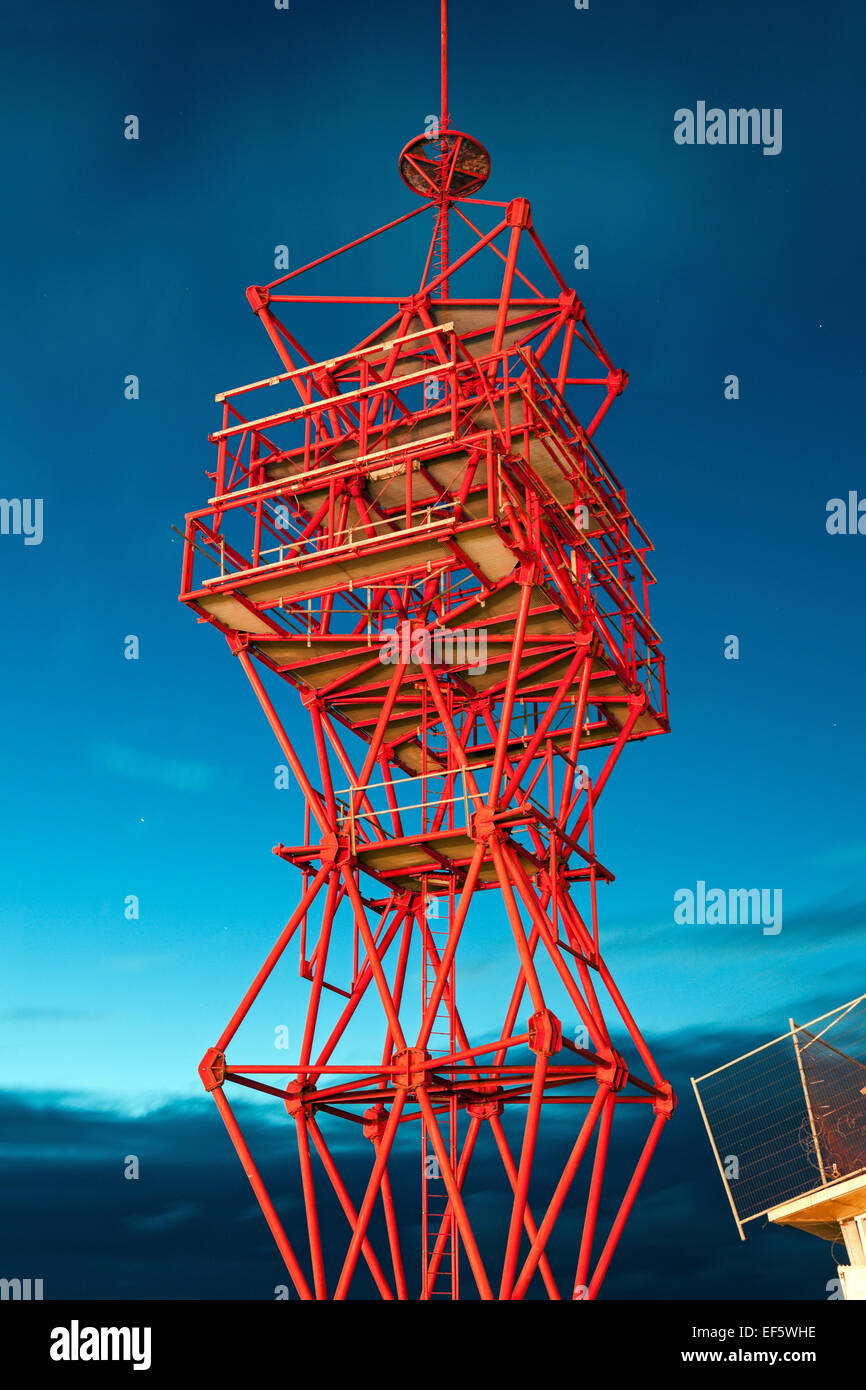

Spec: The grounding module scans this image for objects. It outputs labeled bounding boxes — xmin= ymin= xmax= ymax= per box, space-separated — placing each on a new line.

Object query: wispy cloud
xmin=91 ymin=739 xmax=217 ymax=792
xmin=0 ymin=1067 xmax=835 ymax=1301
xmin=0 ymin=1007 xmax=104 ymax=1023
xmin=126 ymin=1201 xmax=201 ymax=1234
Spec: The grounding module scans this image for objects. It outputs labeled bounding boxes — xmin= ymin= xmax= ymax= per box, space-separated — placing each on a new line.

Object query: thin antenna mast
xmin=398 ymin=0 xmax=491 ymax=293
xmin=441 ymin=0 xmax=449 ymax=133
xmin=437 ymin=0 xmax=450 ymax=299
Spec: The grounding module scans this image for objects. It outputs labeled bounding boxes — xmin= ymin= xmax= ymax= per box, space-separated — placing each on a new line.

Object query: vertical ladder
xmin=421 ymin=878 xmax=459 ymax=1298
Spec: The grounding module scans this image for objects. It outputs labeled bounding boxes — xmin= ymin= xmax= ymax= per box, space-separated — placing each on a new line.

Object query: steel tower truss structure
xmin=180 ymin=6 xmax=673 ymax=1300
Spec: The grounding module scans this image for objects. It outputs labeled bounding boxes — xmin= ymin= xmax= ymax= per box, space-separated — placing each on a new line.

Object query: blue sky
xmin=1 ymin=0 xmax=864 ymax=1297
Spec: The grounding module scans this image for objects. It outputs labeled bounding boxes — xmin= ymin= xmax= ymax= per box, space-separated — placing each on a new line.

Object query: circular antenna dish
xmin=399 ymin=130 xmax=491 ymax=200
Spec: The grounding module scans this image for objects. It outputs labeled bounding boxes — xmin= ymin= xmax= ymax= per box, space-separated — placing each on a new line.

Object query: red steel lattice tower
xmin=181 ymin=3 xmax=674 ymax=1299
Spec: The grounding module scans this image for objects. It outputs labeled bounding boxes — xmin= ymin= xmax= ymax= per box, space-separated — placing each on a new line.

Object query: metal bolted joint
xmin=506 ymin=197 xmax=532 ymax=229
xmin=528 ymin=1009 xmax=563 ymax=1057
xmin=363 ymin=1103 xmax=388 ymax=1142
xmin=198 ymin=1047 xmax=226 ymax=1092
xmin=653 ymin=1080 xmax=677 ymax=1120
xmin=466 ymin=1088 xmax=504 ymax=1119
xmin=472 ymin=807 xmax=498 ymax=841
xmin=284 ymin=1081 xmax=317 ymax=1119
xmin=246 ymin=285 xmax=270 ymax=314
xmin=559 ymin=287 xmax=586 ymax=322
xmin=596 ymin=1049 xmax=629 ymax=1093
xmin=392 ymin=1047 xmax=430 ymax=1091
xmin=607 ymin=367 xmax=628 ymax=396
xmin=399 ymin=293 xmax=432 ymax=318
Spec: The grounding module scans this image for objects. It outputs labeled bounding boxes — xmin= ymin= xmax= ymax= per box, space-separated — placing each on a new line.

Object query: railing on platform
xmin=692 ymin=995 xmax=866 ymax=1238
